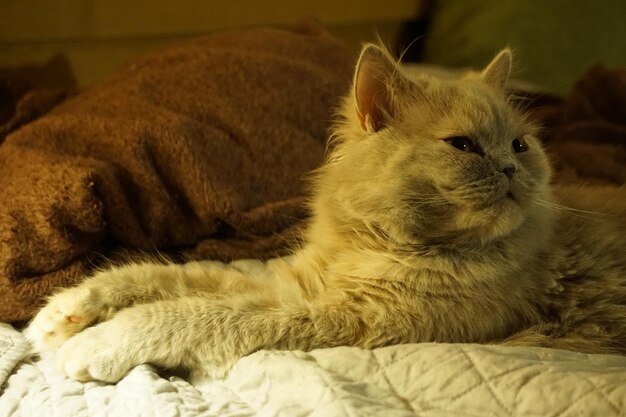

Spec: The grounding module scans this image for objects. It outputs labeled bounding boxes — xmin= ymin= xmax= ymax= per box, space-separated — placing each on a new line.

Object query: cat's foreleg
xmin=24 ymin=259 xmax=265 ymax=352
xmin=56 ymin=295 xmax=364 ymax=382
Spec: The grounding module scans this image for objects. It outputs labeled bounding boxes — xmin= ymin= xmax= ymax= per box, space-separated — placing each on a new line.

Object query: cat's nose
xmin=501 ymin=165 xmax=517 ymax=178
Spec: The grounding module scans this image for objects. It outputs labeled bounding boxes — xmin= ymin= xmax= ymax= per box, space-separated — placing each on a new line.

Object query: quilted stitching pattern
xmin=0 ymin=324 xmax=29 ymax=389
xmin=311 ymin=344 xmax=626 ymax=416
xmin=1 ymin=319 xmax=625 ymax=417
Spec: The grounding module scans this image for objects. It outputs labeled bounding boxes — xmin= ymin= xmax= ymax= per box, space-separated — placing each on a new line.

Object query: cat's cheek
xmin=518 ymin=149 xmax=551 ymax=187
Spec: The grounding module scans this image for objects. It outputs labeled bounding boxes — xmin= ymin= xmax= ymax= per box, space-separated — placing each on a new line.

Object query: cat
xmin=25 ymin=44 xmax=626 ymax=383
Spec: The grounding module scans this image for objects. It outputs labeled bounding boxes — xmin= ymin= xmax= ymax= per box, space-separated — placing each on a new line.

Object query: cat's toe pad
xmin=24 ymin=286 xmax=117 ymax=353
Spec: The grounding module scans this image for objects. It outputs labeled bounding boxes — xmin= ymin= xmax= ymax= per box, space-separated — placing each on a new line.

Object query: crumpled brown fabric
xmin=531 ymin=65 xmax=626 ymax=185
xmin=0 ymin=24 xmax=354 ymax=322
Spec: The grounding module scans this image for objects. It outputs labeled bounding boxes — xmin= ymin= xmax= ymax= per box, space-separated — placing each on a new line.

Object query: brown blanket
xmin=1 ymin=32 xmax=625 ymax=323
xmin=0 ymin=25 xmax=354 ymax=322
xmin=538 ymin=66 xmax=626 ymax=185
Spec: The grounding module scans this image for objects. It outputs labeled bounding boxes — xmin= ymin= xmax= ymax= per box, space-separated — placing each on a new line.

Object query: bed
xmin=2 ymin=320 xmax=626 ymax=416
xmin=1 ymin=17 xmax=626 ymax=417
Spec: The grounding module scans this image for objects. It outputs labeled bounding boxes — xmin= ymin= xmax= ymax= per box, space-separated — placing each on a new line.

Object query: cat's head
xmin=315 ymin=45 xmax=552 ymax=246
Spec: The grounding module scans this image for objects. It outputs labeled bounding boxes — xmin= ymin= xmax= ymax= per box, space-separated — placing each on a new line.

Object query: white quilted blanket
xmin=0 ymin=322 xmax=625 ymax=417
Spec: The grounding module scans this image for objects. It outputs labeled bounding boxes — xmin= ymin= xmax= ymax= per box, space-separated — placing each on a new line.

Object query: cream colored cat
xmin=25 ymin=45 xmax=626 ymax=383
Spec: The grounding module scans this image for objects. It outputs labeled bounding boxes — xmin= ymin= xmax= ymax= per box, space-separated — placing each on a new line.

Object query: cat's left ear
xmin=481 ymin=48 xmax=512 ymax=89
xmin=353 ymin=44 xmax=409 ymax=132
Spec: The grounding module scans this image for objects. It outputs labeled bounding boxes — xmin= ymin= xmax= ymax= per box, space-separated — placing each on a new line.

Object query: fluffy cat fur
xmin=25 ymin=45 xmax=626 ymax=383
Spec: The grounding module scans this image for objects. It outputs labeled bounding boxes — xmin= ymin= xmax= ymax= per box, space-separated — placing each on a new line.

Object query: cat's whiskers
xmin=535 ymin=199 xmax=608 ymax=220
xmin=402 ymin=195 xmax=450 ymax=208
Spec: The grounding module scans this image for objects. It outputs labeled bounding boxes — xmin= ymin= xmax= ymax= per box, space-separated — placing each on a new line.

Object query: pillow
xmin=422 ymin=0 xmax=626 ymax=95
xmin=0 ymin=24 xmax=354 ymax=322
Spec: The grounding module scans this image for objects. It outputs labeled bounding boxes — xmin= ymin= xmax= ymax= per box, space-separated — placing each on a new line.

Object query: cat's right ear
xmin=481 ymin=49 xmax=512 ymax=90
xmin=353 ymin=45 xmax=407 ymax=132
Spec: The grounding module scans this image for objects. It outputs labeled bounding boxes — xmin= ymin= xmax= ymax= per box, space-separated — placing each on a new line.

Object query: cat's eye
xmin=445 ymin=136 xmax=474 ymax=153
xmin=512 ymin=137 xmax=528 ymax=153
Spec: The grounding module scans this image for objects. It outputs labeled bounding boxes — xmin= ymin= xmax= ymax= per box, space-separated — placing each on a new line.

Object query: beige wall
xmin=1 ymin=0 xmax=425 ymax=87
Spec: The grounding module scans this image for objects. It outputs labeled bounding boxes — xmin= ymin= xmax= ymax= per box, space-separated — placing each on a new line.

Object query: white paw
xmin=57 ymin=322 xmax=135 ymax=383
xmin=24 ymin=286 xmax=118 ymax=353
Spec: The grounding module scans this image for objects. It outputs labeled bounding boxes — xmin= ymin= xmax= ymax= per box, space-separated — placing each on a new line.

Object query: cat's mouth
xmin=506 ymin=190 xmax=516 ymax=201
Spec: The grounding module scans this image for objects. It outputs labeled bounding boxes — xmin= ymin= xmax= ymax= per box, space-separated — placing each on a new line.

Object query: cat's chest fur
xmin=294 ymin=239 xmax=557 ymax=347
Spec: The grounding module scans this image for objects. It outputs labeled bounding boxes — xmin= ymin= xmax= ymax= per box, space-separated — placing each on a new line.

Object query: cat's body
xmin=25 ymin=46 xmax=626 ymax=383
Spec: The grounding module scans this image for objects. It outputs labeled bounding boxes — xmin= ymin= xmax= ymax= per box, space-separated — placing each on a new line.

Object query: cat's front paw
xmin=57 ymin=322 xmax=136 ymax=383
xmin=24 ymin=286 xmax=118 ymax=353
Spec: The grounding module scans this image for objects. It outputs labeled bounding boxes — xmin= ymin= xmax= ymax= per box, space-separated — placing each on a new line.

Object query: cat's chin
xmin=378 ymin=200 xmax=525 ymax=247
xmin=455 ymin=197 xmax=526 ymax=241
